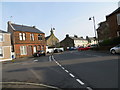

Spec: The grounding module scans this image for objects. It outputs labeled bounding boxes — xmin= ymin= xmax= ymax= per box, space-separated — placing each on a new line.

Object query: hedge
xmin=99 ymin=36 xmax=120 ymax=46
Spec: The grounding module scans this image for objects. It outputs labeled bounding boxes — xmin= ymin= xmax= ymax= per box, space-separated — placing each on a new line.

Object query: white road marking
xmin=50 ymin=55 xmax=93 ymax=90
xmin=34 ymin=60 xmax=38 ymax=62
xmin=49 ymin=56 xmax=51 ymax=62
xmin=86 ymin=87 xmax=93 ymax=90
xmin=69 ymin=73 xmax=75 ymax=78
xmin=65 ymin=70 xmax=69 ymax=73
xmin=1 ymin=82 xmax=60 ymax=89
xmin=76 ymin=79 xmax=85 ymax=85
xmin=61 ymin=67 xmax=65 ymax=70
xmin=29 ymin=69 xmax=41 ymax=81
xmin=58 ymin=64 xmax=62 ymax=67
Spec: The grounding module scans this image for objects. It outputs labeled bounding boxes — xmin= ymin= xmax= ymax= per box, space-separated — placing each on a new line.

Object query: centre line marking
xmin=51 ymin=55 xmax=93 ymax=90
xmin=61 ymin=67 xmax=65 ymax=70
xmin=69 ymin=73 xmax=75 ymax=78
xmin=87 ymin=87 xmax=93 ymax=90
xmin=65 ymin=70 xmax=69 ymax=73
xmin=76 ymin=79 xmax=85 ymax=85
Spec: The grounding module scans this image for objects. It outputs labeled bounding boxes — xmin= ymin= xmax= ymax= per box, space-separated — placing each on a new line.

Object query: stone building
xmin=60 ymin=34 xmax=88 ymax=50
xmin=8 ymin=21 xmax=46 ymax=58
xmin=0 ymin=30 xmax=12 ymax=61
xmin=86 ymin=36 xmax=98 ymax=45
xmin=45 ymin=28 xmax=59 ymax=47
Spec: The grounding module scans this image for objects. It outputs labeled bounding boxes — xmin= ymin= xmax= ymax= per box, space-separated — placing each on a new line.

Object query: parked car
xmin=90 ymin=44 xmax=98 ymax=48
xmin=46 ymin=48 xmax=54 ymax=54
xmin=54 ymin=48 xmax=63 ymax=53
xmin=78 ymin=46 xmax=90 ymax=51
xmin=33 ymin=50 xmax=46 ymax=57
xmin=67 ymin=47 xmax=77 ymax=50
xmin=110 ymin=44 xmax=120 ymax=54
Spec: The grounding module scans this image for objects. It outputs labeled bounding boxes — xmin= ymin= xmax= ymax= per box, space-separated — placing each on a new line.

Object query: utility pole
xmin=89 ymin=16 xmax=97 ymax=38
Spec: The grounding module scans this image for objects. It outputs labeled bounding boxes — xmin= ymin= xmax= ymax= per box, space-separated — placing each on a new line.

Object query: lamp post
xmin=89 ymin=16 xmax=97 ymax=38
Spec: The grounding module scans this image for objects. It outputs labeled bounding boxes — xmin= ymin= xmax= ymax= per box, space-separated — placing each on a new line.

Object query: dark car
xmin=33 ymin=50 xmax=46 ymax=57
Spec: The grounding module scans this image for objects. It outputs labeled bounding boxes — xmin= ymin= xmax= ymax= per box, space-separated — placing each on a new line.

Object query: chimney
xmin=66 ymin=34 xmax=69 ymax=37
xmin=8 ymin=21 xmax=12 ymax=24
xmin=74 ymin=35 xmax=78 ymax=38
xmin=33 ymin=26 xmax=36 ymax=28
xmin=86 ymin=36 xmax=89 ymax=39
xmin=80 ymin=36 xmax=83 ymax=39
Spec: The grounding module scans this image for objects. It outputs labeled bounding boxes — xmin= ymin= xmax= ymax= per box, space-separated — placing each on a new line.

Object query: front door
xmin=27 ymin=46 xmax=32 ymax=56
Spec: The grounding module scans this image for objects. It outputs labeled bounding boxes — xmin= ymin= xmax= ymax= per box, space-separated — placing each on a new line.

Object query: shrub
xmin=99 ymin=36 xmax=120 ymax=46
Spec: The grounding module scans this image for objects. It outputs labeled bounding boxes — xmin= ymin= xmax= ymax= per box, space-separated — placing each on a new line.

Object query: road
xmin=2 ymin=50 xmax=119 ymax=89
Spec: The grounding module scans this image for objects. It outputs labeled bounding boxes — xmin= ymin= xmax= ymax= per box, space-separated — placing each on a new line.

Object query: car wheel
xmin=111 ymin=50 xmax=116 ymax=54
xmin=43 ymin=53 xmax=46 ymax=56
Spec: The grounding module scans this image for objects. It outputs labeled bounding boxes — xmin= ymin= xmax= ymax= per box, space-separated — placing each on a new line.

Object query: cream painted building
xmin=0 ymin=30 xmax=12 ymax=61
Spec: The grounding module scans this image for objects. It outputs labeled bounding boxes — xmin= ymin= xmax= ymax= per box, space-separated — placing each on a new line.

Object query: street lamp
xmin=89 ymin=16 xmax=97 ymax=38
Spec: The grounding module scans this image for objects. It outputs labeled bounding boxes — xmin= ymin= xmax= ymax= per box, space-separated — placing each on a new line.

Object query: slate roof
xmin=11 ymin=23 xmax=44 ymax=34
xmin=0 ymin=30 xmax=7 ymax=33
xmin=87 ymin=37 xmax=96 ymax=40
xmin=45 ymin=36 xmax=50 ymax=40
xmin=107 ymin=7 xmax=120 ymax=17
xmin=69 ymin=37 xmax=87 ymax=40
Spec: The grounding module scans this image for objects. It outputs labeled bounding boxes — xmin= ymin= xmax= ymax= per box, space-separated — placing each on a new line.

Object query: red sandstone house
xmin=106 ymin=7 xmax=120 ymax=38
xmin=8 ymin=21 xmax=46 ymax=58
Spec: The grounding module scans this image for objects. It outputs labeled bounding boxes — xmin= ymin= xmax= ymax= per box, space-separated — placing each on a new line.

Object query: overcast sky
xmin=1 ymin=1 xmax=119 ymax=41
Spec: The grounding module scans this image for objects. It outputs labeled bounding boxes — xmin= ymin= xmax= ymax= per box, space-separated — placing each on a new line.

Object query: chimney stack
xmin=66 ymin=34 xmax=69 ymax=37
xmin=33 ymin=26 xmax=36 ymax=28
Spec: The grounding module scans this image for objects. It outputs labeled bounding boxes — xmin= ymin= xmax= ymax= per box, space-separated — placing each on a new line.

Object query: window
xmin=38 ymin=35 xmax=42 ymax=40
xmin=37 ymin=45 xmax=41 ymax=50
xmin=20 ymin=46 xmax=27 ymax=55
xmin=30 ymin=34 xmax=34 ymax=41
xmin=117 ymin=31 xmax=120 ymax=37
xmin=19 ymin=33 xmax=26 ymax=40
xmin=33 ymin=46 xmax=37 ymax=53
xmin=0 ymin=34 xmax=3 ymax=42
xmin=19 ymin=33 xmax=22 ymax=40
xmin=117 ymin=14 xmax=120 ymax=25
xmin=0 ymin=47 xmax=3 ymax=57
xmin=23 ymin=33 xmax=26 ymax=40
xmin=41 ymin=45 xmax=44 ymax=50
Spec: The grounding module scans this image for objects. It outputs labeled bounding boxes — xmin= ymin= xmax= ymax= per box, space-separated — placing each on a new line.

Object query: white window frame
xmin=20 ymin=46 xmax=27 ymax=55
xmin=30 ymin=34 xmax=34 ymax=41
xmin=38 ymin=34 xmax=42 ymax=40
xmin=41 ymin=45 xmax=44 ymax=50
xmin=117 ymin=14 xmax=120 ymax=25
xmin=23 ymin=33 xmax=26 ymax=40
xmin=33 ymin=46 xmax=37 ymax=53
xmin=0 ymin=34 xmax=3 ymax=42
xmin=117 ymin=31 xmax=120 ymax=37
xmin=19 ymin=33 xmax=23 ymax=40
xmin=0 ymin=47 xmax=3 ymax=58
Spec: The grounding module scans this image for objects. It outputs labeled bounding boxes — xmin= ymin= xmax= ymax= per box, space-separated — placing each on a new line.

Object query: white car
xmin=110 ymin=44 xmax=120 ymax=54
